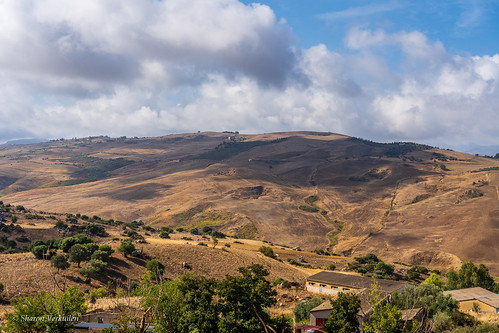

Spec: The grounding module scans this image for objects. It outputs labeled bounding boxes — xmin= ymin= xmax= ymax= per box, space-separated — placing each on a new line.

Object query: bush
xmin=189 ymin=228 xmax=200 ymax=235
xmin=294 ymin=297 xmax=323 ymax=323
xmin=197 ymin=242 xmax=208 ymax=247
xmin=259 ymin=246 xmax=274 ymax=258
xmin=79 ymin=259 xmax=108 ymax=278
xmin=224 ymin=243 xmax=231 ymax=248
xmin=88 ymin=287 xmax=109 ymax=303
xmin=159 ymin=231 xmax=170 ymax=239
xmin=326 ymin=263 xmax=336 ymax=271
xmin=146 ymin=259 xmax=165 ymax=280
xmin=32 ymin=244 xmax=48 ymax=259
xmin=51 ymin=254 xmax=70 ymax=272
xmin=69 ymin=244 xmax=90 ymax=267
xmin=272 ymin=277 xmax=288 ymax=287
xmin=60 ymin=237 xmax=76 ymax=252
xmin=118 ymin=239 xmax=135 ymax=257
xmin=99 ymin=244 xmax=114 ymax=256
xmin=176 ymin=227 xmax=184 ymax=232
xmin=91 ymin=250 xmax=111 ymax=263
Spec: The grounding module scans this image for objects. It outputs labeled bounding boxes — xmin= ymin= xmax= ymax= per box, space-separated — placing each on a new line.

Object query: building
xmin=305 ymin=271 xmax=408 ymax=296
xmin=443 ymin=287 xmax=499 ymax=314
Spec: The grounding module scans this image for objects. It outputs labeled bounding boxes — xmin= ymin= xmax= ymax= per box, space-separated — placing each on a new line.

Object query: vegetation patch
xmin=60 ymin=155 xmax=134 ymax=185
xmin=456 ymin=189 xmax=484 ymax=203
xmin=411 ymin=193 xmax=432 ymax=204
xmin=194 ymin=138 xmax=287 ymax=161
xmin=235 ymin=222 xmax=258 ymax=239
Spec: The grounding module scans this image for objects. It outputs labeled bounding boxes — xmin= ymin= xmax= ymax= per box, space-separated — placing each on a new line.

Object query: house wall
xmin=310 ymin=309 xmax=333 ymax=326
xmin=305 ymin=281 xmax=357 ymax=295
xmin=458 ymin=300 xmax=498 ymax=313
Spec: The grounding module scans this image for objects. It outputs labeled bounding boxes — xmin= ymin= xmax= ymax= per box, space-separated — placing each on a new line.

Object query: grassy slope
xmin=1 ymin=132 xmax=499 ymax=274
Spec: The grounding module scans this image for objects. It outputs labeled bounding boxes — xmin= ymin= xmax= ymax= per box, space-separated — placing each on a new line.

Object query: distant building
xmin=443 ymin=287 xmax=499 ymax=314
xmin=296 ymin=271 xmax=411 ymax=333
xmin=305 ymin=271 xmax=408 ymax=296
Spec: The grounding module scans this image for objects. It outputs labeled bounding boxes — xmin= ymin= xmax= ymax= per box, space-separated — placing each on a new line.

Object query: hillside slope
xmin=1 ymin=132 xmax=498 ymax=273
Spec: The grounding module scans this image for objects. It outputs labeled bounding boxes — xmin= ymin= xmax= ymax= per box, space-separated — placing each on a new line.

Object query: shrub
xmin=272 ymin=277 xmax=288 ymax=287
xmin=176 ymin=227 xmax=184 ymax=232
xmin=91 ymin=250 xmax=111 ymax=263
xmin=197 ymin=242 xmax=208 ymax=247
xmin=224 ymin=243 xmax=231 ymax=248
xmin=60 ymin=237 xmax=76 ymax=252
xmin=326 ymin=263 xmax=336 ymax=271
xmin=69 ymin=244 xmax=90 ymax=267
xmin=118 ymin=239 xmax=135 ymax=257
xmin=146 ymin=259 xmax=165 ymax=280
xmin=99 ymin=244 xmax=114 ymax=256
xmin=88 ymin=287 xmax=109 ymax=303
xmin=51 ymin=254 xmax=70 ymax=272
xmin=259 ymin=246 xmax=274 ymax=258
xmin=294 ymin=297 xmax=323 ymax=323
xmin=159 ymin=231 xmax=170 ymax=239
xmin=32 ymin=244 xmax=48 ymax=259
xmin=189 ymin=228 xmax=200 ymax=235
xmin=79 ymin=259 xmax=108 ymax=278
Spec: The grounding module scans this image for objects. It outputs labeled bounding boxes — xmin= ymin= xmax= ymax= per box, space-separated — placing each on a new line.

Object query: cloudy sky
xmin=1 ymin=0 xmax=498 ymax=153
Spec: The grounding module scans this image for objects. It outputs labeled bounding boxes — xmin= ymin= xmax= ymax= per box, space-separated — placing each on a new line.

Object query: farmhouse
xmin=305 ymin=271 xmax=407 ymax=296
xmin=443 ymin=287 xmax=499 ymax=314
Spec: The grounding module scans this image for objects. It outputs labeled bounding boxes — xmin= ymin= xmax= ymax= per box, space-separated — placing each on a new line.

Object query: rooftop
xmin=306 ymin=271 xmax=408 ymax=294
xmin=443 ymin=287 xmax=496 ymax=302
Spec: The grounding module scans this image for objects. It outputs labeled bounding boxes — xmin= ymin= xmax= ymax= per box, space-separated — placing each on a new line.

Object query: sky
xmin=1 ymin=0 xmax=499 ymax=153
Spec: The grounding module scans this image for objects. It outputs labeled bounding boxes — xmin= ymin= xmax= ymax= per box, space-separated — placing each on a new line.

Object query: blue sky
xmin=242 ymin=0 xmax=499 ymax=55
xmin=0 ymin=0 xmax=498 ymax=153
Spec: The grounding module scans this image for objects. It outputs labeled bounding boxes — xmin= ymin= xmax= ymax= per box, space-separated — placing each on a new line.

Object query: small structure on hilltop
xmin=444 ymin=287 xmax=499 ymax=314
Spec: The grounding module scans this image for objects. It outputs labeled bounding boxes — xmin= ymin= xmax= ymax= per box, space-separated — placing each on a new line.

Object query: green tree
xmin=146 ymin=259 xmax=165 ymax=282
xmin=176 ymin=274 xmax=219 ymax=333
xmin=424 ymin=273 xmax=444 ymax=288
xmin=217 ymin=264 xmax=285 ymax=333
xmin=59 ymin=237 xmax=76 ymax=253
xmin=31 ymin=244 xmax=48 ymax=259
xmin=212 ymin=235 xmax=219 ymax=248
xmin=79 ymin=259 xmax=108 ymax=278
xmin=445 ymin=269 xmax=460 ymax=290
xmin=51 ymin=253 xmax=70 ymax=272
xmin=118 ymin=239 xmax=135 ymax=257
xmin=323 ymin=292 xmax=361 ymax=333
xmin=363 ymin=282 xmax=402 ymax=333
xmin=68 ymin=244 xmax=90 ymax=268
xmin=294 ymin=297 xmax=323 ymax=323
xmin=91 ymin=250 xmax=111 ymax=263
xmin=258 ymin=246 xmax=274 ymax=258
xmin=392 ymin=284 xmax=457 ymax=318
xmin=4 ymin=286 xmax=87 ymax=332
xmin=99 ymin=244 xmax=114 ymax=256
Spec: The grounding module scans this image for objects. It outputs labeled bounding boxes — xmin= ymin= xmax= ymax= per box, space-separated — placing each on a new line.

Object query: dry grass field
xmin=1 ymin=131 xmax=499 ymax=276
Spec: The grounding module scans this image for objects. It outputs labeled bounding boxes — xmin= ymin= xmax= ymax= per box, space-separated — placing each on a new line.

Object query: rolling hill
xmin=1 ymin=131 xmax=498 ymax=274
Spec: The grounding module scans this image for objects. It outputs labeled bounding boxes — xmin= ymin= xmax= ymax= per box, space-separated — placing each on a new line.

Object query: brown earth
xmin=1 ymin=132 xmax=499 ymax=274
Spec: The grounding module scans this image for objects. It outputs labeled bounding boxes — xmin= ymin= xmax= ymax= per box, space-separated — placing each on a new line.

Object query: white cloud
xmin=0 ymin=1 xmax=498 ymax=151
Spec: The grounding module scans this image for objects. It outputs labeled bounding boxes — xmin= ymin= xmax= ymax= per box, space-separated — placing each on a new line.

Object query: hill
xmin=1 ymin=131 xmax=498 ymax=274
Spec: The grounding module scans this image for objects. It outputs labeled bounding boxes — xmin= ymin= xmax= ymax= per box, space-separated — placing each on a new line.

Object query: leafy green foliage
xmin=392 ymin=284 xmax=457 ymax=318
xmin=323 ymin=292 xmax=361 ymax=333
xmin=445 ymin=261 xmax=497 ymax=292
xmin=118 ymin=239 xmax=135 ymax=257
xmin=68 ymin=244 xmax=90 ymax=267
xmin=4 ymin=286 xmax=87 ymax=332
xmin=79 ymin=259 xmax=108 ymax=278
xmin=51 ymin=253 xmax=70 ymax=272
xmin=91 ymin=250 xmax=111 ymax=263
xmin=294 ymin=297 xmax=323 ymax=323
xmin=259 ymin=245 xmax=274 ymax=258
xmin=146 ymin=259 xmax=165 ymax=281
xmin=423 ymin=273 xmax=444 ymax=288
xmin=31 ymin=244 xmax=48 ymax=259
xmin=363 ymin=282 xmax=403 ymax=333
xmin=217 ymin=264 xmax=281 ymax=333
xmin=88 ymin=287 xmax=108 ymax=304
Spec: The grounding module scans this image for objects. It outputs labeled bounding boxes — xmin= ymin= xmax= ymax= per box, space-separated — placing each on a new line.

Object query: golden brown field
xmin=1 ymin=131 xmax=498 ymax=275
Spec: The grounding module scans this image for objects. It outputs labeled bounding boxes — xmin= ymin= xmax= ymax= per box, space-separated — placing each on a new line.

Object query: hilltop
xmin=0 ymin=131 xmax=498 ymax=274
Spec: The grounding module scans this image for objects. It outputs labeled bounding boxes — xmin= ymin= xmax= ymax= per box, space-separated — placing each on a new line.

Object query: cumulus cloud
xmin=0 ymin=0 xmax=498 ymax=151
